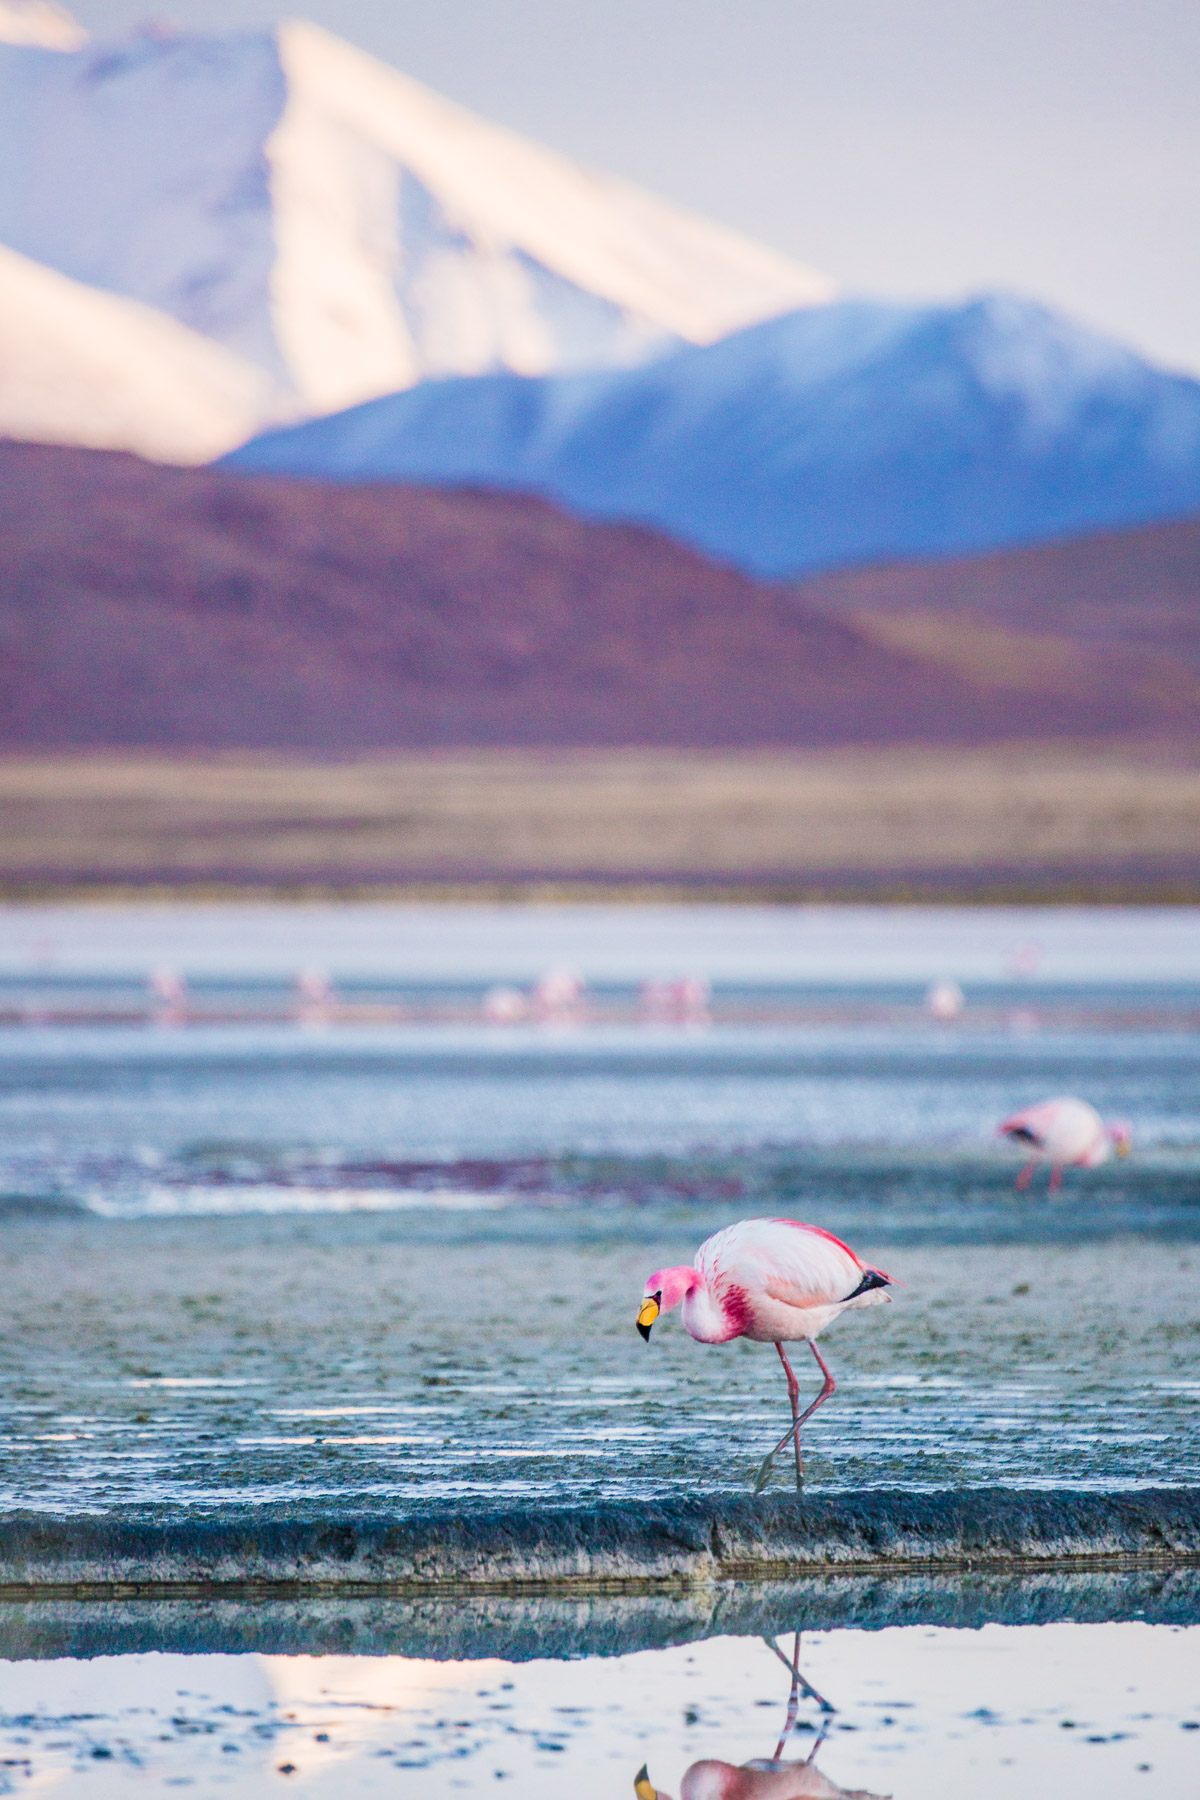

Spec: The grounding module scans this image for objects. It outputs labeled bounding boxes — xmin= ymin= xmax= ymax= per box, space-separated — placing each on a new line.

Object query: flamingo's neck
xmin=656 ymin=1265 xmax=701 ymax=1312
xmin=682 ymin=1274 xmax=744 ymax=1344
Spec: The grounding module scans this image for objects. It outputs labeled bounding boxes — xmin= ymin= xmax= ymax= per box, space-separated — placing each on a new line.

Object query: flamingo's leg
xmin=1015 ymin=1159 xmax=1037 ymax=1191
xmin=761 ymin=1634 xmax=836 ymax=1716
xmin=762 ymin=1631 xmax=836 ymax=1735
xmin=770 ymin=1630 xmax=802 ymax=1760
xmin=1049 ymin=1164 xmax=1064 ymax=1193
xmin=803 ymin=1717 xmax=832 ymax=1766
xmin=776 ymin=1341 xmax=804 ymax=1487
xmin=754 ymin=1341 xmax=836 ymax=1494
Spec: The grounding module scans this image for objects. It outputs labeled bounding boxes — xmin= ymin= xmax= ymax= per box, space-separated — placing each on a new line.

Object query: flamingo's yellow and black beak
xmin=636 ymin=1294 xmax=661 ymax=1341
xmin=634 ymin=1765 xmax=658 ymax=1800
xmin=1116 ymin=1138 xmax=1132 ymax=1158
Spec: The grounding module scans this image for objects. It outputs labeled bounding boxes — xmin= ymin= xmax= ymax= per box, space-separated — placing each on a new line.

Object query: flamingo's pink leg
xmin=754 ymin=1341 xmax=837 ymax=1493
xmin=771 ymin=1630 xmax=802 ymax=1760
xmin=776 ymin=1341 xmax=804 ymax=1487
xmin=1016 ymin=1159 xmax=1037 ymax=1191
xmin=762 ymin=1629 xmax=836 ymax=1745
xmin=1049 ymin=1164 xmax=1063 ymax=1193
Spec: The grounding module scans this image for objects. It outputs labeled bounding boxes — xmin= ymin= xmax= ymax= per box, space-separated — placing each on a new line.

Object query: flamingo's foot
xmin=753 ymin=1451 xmax=776 ymax=1494
xmin=753 ymin=1450 xmax=803 ymax=1494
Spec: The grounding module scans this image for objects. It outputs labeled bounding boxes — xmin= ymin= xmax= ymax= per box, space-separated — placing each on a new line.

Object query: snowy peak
xmin=0 ymin=241 xmax=295 ymax=463
xmin=265 ymin=19 xmax=833 ymax=411
xmin=0 ymin=30 xmax=289 ymax=375
xmin=0 ymin=1 xmax=84 ymax=49
xmin=225 ymin=293 xmax=1200 ymax=575
xmin=0 ymin=16 xmax=833 ymax=435
xmin=274 ymin=24 xmax=829 ymax=352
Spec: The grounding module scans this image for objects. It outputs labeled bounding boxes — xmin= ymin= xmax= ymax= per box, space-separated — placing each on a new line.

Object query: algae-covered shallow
xmin=0 ymin=905 xmax=1196 ymax=1531
xmin=0 ymin=1216 xmax=1197 ymax=1515
xmin=0 ymin=1209 xmax=1195 ymax=1533
xmin=0 ymin=912 xmax=1197 ymax=1789
xmin=0 ymin=1586 xmax=1197 ymax=1799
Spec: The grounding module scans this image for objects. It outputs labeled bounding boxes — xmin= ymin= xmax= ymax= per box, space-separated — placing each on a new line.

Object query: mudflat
xmin=0 ymin=1211 xmax=1196 ymax=1522
xmin=0 ymin=746 xmax=1198 ymax=896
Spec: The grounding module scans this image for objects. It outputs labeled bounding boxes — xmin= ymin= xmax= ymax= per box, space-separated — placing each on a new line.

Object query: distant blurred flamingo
xmin=999 ymin=1095 xmax=1132 ymax=1192
xmin=636 ymin=1748 xmax=884 ymax=1800
xmin=149 ymin=964 xmax=186 ymax=1027
xmin=295 ymin=965 xmax=333 ymax=1027
xmin=636 ymin=1219 xmax=892 ymax=1491
xmin=484 ymin=984 xmax=528 ymax=1023
xmin=634 ymin=1630 xmax=886 ymax=1800
xmin=641 ymin=976 xmax=712 ymax=1026
xmin=925 ymin=978 xmax=964 ymax=1021
xmin=533 ymin=964 xmax=585 ymax=1023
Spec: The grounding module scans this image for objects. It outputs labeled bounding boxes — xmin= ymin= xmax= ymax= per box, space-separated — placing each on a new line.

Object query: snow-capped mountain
xmin=225 ymin=293 xmax=1200 ymax=575
xmin=0 ymin=1 xmax=83 ymax=49
xmin=0 ymin=14 xmax=832 ymax=449
xmin=0 ymin=241 xmax=294 ymax=463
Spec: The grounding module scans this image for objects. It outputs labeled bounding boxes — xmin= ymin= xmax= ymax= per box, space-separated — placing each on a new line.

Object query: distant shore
xmin=0 ymin=745 xmax=1198 ymax=903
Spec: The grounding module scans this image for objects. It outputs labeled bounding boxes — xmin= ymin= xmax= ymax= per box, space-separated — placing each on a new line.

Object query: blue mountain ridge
xmin=223 ymin=293 xmax=1200 ymax=577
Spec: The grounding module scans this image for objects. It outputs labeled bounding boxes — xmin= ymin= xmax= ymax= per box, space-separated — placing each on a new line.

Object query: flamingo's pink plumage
xmin=640 ymin=1757 xmax=884 ymax=1799
xmin=634 ymin=1627 xmax=887 ymax=1799
xmin=998 ymin=1094 xmax=1132 ymax=1192
xmin=636 ymin=1218 xmax=892 ymax=1490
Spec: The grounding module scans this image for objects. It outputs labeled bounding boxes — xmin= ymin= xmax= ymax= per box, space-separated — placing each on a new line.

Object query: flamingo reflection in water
xmin=634 ymin=1632 xmax=887 ymax=1800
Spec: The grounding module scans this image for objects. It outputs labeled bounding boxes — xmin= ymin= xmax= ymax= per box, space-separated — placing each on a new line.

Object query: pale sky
xmin=68 ymin=1 xmax=1200 ymax=374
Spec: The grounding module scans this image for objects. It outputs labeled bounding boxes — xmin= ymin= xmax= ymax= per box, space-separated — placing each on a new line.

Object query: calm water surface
xmin=0 ymin=1618 xmax=1196 ymax=1797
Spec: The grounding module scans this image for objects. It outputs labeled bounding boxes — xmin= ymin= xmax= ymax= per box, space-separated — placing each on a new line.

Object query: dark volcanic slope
xmin=0 ymin=441 xmax=1191 ymax=750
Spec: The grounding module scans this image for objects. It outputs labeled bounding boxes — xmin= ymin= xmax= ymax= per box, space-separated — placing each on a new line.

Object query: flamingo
xmin=636 ymin=1751 xmax=884 ymax=1800
xmin=633 ymin=1630 xmax=887 ymax=1800
xmin=635 ymin=1219 xmax=892 ymax=1491
xmin=998 ymin=1096 xmax=1132 ymax=1192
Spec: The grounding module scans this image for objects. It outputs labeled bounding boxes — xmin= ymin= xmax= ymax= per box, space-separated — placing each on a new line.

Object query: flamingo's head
xmin=998 ymin=1114 xmax=1039 ymax=1144
xmin=636 ymin=1265 xmax=698 ymax=1340
xmin=1108 ymin=1119 xmax=1133 ymax=1157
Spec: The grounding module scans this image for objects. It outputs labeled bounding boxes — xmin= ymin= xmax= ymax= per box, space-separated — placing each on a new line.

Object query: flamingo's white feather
xmin=698 ymin=1219 xmax=863 ymax=1307
xmin=686 ymin=1218 xmax=888 ymax=1344
xmin=1000 ymin=1095 xmax=1109 ymax=1169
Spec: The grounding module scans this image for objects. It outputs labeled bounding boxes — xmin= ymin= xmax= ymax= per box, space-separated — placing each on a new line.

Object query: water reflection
xmin=0 ymin=1615 xmax=1196 ymax=1794
xmin=636 ymin=1632 xmax=887 ymax=1800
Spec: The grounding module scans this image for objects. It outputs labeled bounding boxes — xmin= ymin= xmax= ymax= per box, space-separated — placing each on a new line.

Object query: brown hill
xmin=798 ymin=516 xmax=1200 ymax=718
xmin=0 ymin=440 xmax=1195 ymax=749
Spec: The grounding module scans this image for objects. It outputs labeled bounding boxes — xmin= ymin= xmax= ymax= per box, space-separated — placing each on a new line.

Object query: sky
xmin=68 ymin=1 xmax=1200 ymax=373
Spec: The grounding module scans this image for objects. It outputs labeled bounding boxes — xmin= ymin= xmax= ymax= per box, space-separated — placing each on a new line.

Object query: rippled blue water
xmin=0 ymin=907 xmax=1196 ymax=1515
xmin=0 ymin=1010 xmax=1196 ymax=1225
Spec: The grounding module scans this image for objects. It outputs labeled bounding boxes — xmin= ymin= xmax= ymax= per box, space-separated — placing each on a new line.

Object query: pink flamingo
xmin=636 ymin=1219 xmax=892 ymax=1491
xmin=636 ymin=1751 xmax=884 ymax=1800
xmin=998 ymin=1096 xmax=1132 ymax=1192
xmin=634 ymin=1631 xmax=886 ymax=1799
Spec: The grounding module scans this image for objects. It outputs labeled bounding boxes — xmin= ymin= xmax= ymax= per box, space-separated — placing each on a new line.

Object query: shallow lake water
xmin=0 ymin=907 xmax=1196 ymax=1793
xmin=0 ymin=906 xmax=1196 ymax=1513
xmin=0 ymin=1616 xmax=1196 ymax=1797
